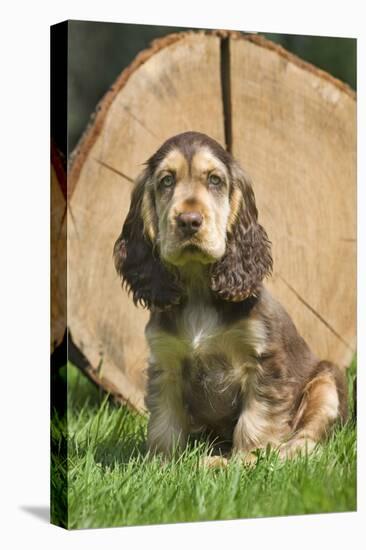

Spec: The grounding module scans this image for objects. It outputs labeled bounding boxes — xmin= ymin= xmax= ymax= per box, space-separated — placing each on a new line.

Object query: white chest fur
xmin=146 ymin=297 xmax=267 ymax=383
xmin=182 ymin=299 xmax=220 ymax=352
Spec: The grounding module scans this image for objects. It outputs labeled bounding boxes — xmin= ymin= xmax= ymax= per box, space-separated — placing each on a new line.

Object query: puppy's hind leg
xmin=279 ymin=361 xmax=348 ymax=459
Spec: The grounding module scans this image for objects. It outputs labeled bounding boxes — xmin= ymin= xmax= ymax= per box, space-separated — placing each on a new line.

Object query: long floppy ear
xmin=210 ymin=162 xmax=273 ymax=301
xmin=113 ymin=169 xmax=182 ymax=310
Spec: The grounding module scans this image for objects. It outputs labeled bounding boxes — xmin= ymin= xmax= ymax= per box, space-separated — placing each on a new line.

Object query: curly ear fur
xmin=210 ymin=163 xmax=273 ymax=301
xmin=113 ymin=170 xmax=182 ymax=310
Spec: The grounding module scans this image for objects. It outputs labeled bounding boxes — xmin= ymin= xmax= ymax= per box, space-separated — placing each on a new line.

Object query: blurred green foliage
xmin=265 ymin=33 xmax=356 ymax=89
xmin=67 ymin=21 xmax=356 ymax=154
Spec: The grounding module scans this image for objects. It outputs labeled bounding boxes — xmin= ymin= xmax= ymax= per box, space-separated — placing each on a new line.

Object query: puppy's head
xmin=114 ymin=131 xmax=272 ymax=308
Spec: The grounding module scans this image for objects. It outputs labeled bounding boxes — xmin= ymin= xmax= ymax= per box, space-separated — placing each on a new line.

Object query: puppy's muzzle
xmin=176 ymin=211 xmax=203 ymax=237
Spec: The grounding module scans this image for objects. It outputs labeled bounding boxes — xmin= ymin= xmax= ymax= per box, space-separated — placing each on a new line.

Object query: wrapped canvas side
xmin=50 ymin=20 xmax=68 ymax=529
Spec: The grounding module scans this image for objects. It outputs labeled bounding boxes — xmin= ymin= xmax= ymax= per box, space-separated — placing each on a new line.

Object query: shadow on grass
xmin=93 ymin=437 xmax=148 ymax=468
xmin=63 ymin=359 xmax=357 ymax=473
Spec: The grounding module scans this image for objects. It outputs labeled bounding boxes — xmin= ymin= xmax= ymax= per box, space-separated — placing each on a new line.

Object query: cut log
xmin=230 ymin=35 xmax=356 ymax=370
xmin=68 ymin=32 xmax=356 ymax=412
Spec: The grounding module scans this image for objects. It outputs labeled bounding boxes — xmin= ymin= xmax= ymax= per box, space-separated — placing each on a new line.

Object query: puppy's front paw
xmin=200 ymin=455 xmax=228 ymax=469
xmin=231 ymin=450 xmax=259 ymax=467
xmin=278 ymin=437 xmax=317 ymax=460
xmin=241 ymin=452 xmax=258 ymax=466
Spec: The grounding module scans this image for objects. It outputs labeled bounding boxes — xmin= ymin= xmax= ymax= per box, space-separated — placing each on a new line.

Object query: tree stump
xmin=67 ymin=32 xmax=356 ymax=412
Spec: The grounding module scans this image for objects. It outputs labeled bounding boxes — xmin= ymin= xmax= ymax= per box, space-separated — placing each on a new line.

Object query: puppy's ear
xmin=210 ymin=162 xmax=273 ymax=301
xmin=113 ymin=169 xmax=182 ymax=309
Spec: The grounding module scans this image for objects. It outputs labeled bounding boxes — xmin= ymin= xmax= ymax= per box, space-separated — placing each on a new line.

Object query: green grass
xmin=51 ymin=360 xmax=357 ymax=529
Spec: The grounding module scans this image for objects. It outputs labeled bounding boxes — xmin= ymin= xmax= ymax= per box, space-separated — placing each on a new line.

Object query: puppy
xmin=114 ymin=131 xmax=348 ymax=462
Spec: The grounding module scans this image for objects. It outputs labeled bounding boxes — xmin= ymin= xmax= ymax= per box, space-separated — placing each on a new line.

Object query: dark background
xmin=67 ymin=20 xmax=356 ymax=154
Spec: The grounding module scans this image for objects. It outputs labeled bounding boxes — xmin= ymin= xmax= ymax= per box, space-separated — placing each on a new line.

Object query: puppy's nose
xmin=176 ymin=211 xmax=203 ymax=236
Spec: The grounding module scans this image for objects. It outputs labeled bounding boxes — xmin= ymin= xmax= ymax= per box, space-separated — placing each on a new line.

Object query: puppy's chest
xmin=148 ymin=301 xmax=266 ymax=422
xmin=178 ymin=300 xmax=264 ymax=367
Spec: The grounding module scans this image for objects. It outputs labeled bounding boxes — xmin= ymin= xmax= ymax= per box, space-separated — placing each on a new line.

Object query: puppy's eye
xmin=160 ymin=174 xmax=175 ymax=188
xmin=208 ymin=173 xmax=222 ymax=186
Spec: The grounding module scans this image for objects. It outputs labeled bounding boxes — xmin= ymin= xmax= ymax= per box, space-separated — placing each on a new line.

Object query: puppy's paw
xmin=200 ymin=455 xmax=228 ymax=469
xmin=241 ymin=452 xmax=258 ymax=466
xmin=231 ymin=451 xmax=259 ymax=467
xmin=278 ymin=437 xmax=317 ymax=460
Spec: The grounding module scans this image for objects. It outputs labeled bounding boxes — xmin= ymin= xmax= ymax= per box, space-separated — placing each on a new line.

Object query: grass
xmin=51 ymin=360 xmax=357 ymax=529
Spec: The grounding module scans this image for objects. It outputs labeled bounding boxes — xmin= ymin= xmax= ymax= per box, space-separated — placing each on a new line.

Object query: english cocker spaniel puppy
xmin=114 ymin=131 xmax=347 ymax=463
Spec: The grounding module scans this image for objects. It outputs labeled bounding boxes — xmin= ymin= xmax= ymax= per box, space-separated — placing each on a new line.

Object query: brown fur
xmin=114 ymin=131 xmax=348 ymax=461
